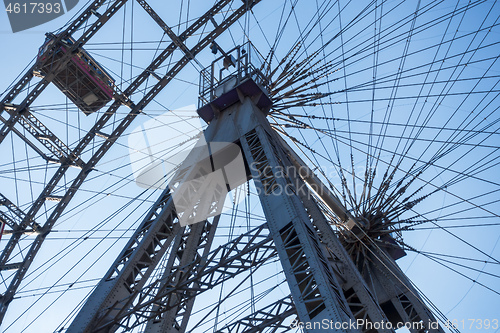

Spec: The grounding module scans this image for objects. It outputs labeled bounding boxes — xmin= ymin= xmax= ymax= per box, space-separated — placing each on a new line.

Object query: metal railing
xmin=198 ymin=42 xmax=269 ymax=108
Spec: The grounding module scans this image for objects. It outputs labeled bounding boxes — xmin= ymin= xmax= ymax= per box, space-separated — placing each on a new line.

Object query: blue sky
xmin=0 ymin=0 xmax=499 ymax=332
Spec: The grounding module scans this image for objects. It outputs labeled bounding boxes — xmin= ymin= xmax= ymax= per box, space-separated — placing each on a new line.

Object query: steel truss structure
xmin=1 ymin=0 xmax=499 ymax=332
xmin=0 ymin=0 xmax=261 ymax=323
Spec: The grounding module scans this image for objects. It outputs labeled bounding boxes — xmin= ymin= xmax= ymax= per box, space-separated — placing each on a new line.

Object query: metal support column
xmin=143 ymin=217 xmax=219 ymax=333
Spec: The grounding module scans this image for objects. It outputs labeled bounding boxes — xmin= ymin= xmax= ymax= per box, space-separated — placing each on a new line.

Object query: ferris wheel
xmin=0 ymin=0 xmax=499 ymax=332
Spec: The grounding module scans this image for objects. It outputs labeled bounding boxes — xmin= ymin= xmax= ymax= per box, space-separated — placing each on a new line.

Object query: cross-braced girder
xmin=88 ymin=223 xmax=275 ymax=331
xmin=0 ymin=0 xmax=128 ymax=146
xmin=68 ymin=58 xmax=450 ymax=333
xmin=0 ymin=1 xmax=471 ymax=331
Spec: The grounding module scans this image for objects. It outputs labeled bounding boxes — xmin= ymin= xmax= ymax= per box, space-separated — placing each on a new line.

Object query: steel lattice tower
xmin=60 ymin=42 xmax=443 ymax=332
xmin=1 ymin=0 xmax=499 ymax=332
xmin=0 ymin=0 xmax=263 ymax=323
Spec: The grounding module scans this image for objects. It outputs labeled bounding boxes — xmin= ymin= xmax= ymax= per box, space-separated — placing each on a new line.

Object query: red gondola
xmin=36 ymin=34 xmax=115 ymax=115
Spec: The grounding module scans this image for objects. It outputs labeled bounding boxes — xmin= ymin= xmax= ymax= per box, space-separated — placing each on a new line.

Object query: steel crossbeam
xmin=0 ymin=193 xmax=27 ymax=230
xmin=69 ymin=61 xmax=445 ymax=333
xmin=0 ymin=193 xmax=42 ymax=243
xmin=240 ymin=126 xmax=360 ymax=333
xmin=362 ymin=253 xmax=446 ymax=333
xmin=0 ymin=212 xmax=17 ymax=232
xmin=136 ymin=0 xmax=196 ymax=61
xmin=282 ymin=159 xmax=393 ymax=332
xmin=1 ymin=104 xmax=84 ymax=166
